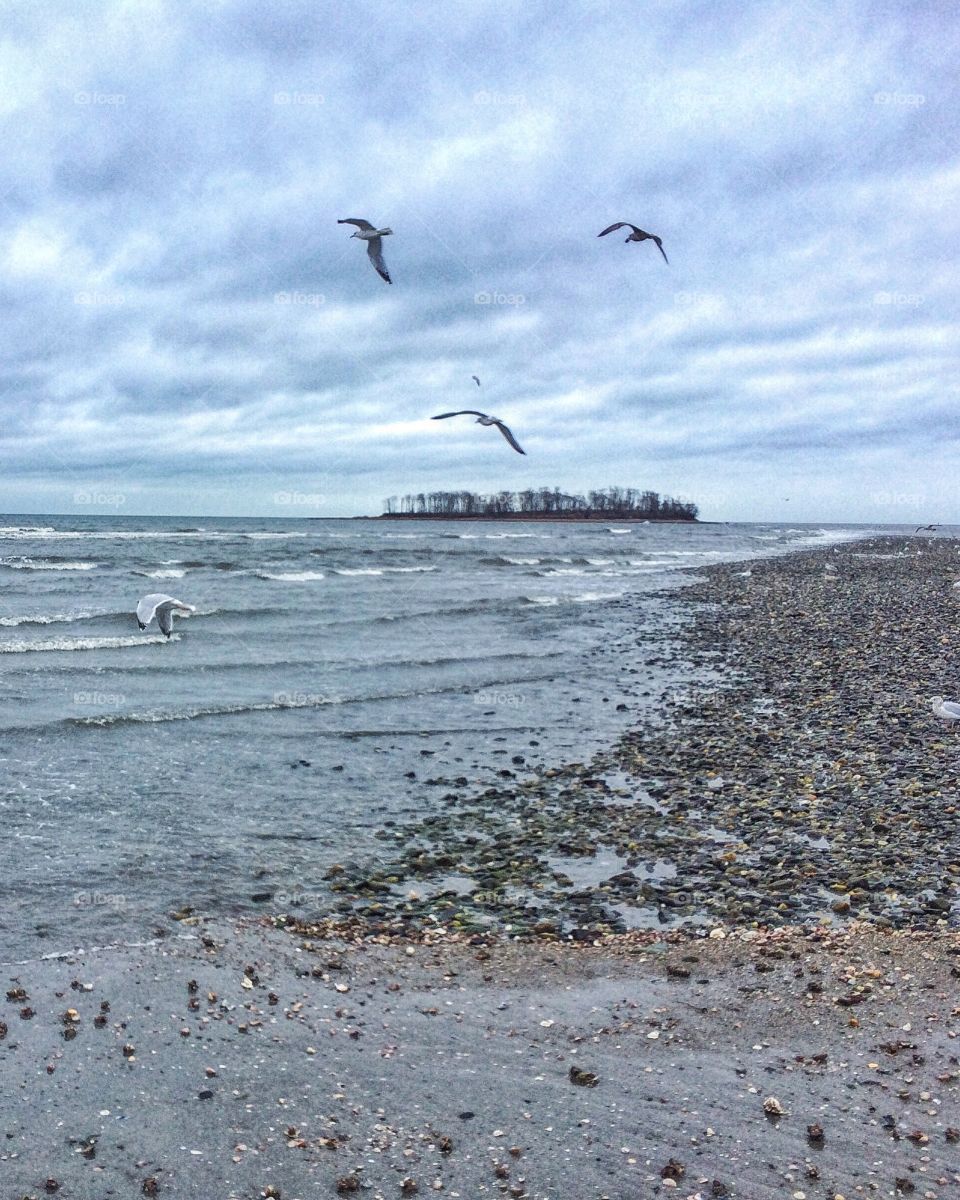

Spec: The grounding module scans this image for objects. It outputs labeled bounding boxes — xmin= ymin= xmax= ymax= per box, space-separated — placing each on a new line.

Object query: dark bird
xmin=915 ymin=524 xmax=939 ymax=533
xmin=471 ymin=375 xmax=481 ymax=387
xmin=431 ymin=410 xmax=525 ymax=455
xmin=337 ymin=218 xmax=392 ymax=283
xmin=598 ymin=222 xmax=668 ymax=263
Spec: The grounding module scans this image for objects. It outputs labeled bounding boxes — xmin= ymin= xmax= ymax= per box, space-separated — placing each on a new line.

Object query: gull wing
xmin=493 ymin=420 xmax=526 ymax=455
xmin=155 ymin=599 xmax=195 ymax=637
xmin=431 ymin=410 xmax=487 ymax=420
xmin=944 ymin=701 xmax=960 ymax=719
xmin=598 ymin=222 xmax=639 ymax=237
xmin=366 ymin=237 xmax=392 ymax=284
xmin=136 ymin=592 xmax=174 ymax=630
xmin=651 ymin=235 xmax=669 ymax=264
xmin=338 ymin=218 xmax=375 ymax=230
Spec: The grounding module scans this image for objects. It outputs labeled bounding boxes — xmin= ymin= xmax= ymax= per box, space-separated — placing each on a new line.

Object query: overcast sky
xmin=0 ymin=0 xmax=956 ymax=522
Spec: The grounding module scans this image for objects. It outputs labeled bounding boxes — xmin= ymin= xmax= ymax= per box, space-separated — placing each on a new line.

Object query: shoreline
xmin=281 ymin=533 xmax=960 ymax=942
xmin=4 ymin=533 xmax=960 ymax=1197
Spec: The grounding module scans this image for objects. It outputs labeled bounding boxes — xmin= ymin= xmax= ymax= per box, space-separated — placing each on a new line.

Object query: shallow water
xmin=0 ymin=514 xmax=872 ymax=958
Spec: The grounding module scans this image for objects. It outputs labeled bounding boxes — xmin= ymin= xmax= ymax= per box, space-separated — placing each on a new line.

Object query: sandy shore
xmin=3 ymin=535 xmax=960 ymax=1198
xmin=2 ymin=920 xmax=959 ymax=1199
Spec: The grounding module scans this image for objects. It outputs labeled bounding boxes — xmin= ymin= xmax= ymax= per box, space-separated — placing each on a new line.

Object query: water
xmin=0 ymin=514 xmax=868 ymax=959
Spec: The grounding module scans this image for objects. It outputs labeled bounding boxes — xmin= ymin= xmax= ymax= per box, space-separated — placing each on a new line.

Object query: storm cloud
xmin=1 ymin=0 xmax=957 ymax=522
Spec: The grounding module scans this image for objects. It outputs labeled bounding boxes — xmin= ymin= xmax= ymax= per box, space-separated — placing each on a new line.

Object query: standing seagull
xmin=931 ymin=695 xmax=960 ymax=721
xmin=597 ymin=222 xmax=668 ymax=264
xmin=338 ymin=218 xmax=392 ymax=283
xmin=136 ymin=593 xmax=196 ymax=638
xmin=431 ymin=410 xmax=525 ymax=455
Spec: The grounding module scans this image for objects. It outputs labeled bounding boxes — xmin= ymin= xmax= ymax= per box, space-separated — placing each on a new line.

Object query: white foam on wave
xmin=136 ymin=568 xmax=187 ymax=579
xmin=0 ymin=558 xmax=97 ymax=571
xmin=485 ymin=532 xmax=541 ymax=539
xmin=258 ymin=570 xmax=326 ymax=582
xmin=524 ymin=596 xmax=559 ymax=606
xmin=0 ymin=634 xmax=173 ymax=653
xmin=607 ymin=528 xmax=632 ymax=534
xmin=502 ymin=556 xmax=541 ymax=565
xmin=333 ymin=568 xmax=382 ymax=576
xmin=572 ymin=590 xmax=625 ymax=602
xmin=0 ymin=611 xmax=99 ymax=627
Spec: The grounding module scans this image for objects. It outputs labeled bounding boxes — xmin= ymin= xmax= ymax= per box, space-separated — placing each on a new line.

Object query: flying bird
xmin=431 ymin=410 xmax=525 ymax=455
xmin=136 ymin=593 xmax=196 ymax=638
xmin=338 ymin=218 xmax=392 ymax=283
xmin=915 ymin=524 xmax=939 ymax=533
xmin=931 ymin=695 xmax=960 ymax=721
xmin=472 ymin=375 xmax=481 ymax=387
xmin=597 ymin=222 xmax=668 ymax=263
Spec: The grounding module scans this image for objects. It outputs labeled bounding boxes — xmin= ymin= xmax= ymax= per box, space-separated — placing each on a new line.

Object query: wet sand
xmin=2 ymin=920 xmax=959 ymax=1199
xmin=4 ymin=534 xmax=960 ymax=1198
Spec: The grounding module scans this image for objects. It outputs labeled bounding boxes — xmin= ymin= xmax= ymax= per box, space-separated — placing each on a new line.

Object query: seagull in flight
xmin=431 ymin=410 xmax=525 ymax=455
xmin=472 ymin=375 xmax=481 ymax=387
xmin=597 ymin=222 xmax=668 ymax=263
xmin=338 ymin=218 xmax=392 ymax=283
xmin=136 ymin=593 xmax=195 ymax=638
xmin=931 ymin=695 xmax=960 ymax=721
xmin=915 ymin=524 xmax=939 ymax=534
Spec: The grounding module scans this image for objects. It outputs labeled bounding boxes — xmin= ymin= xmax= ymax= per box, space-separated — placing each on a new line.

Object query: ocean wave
xmin=0 ymin=634 xmax=174 ymax=653
xmin=0 ymin=611 xmax=105 ymax=627
xmin=135 ymin=568 xmax=187 ymax=579
xmin=0 ymin=557 xmax=98 ymax=571
xmin=572 ymin=590 xmax=625 ymax=602
xmin=258 ymin=570 xmax=326 ymax=582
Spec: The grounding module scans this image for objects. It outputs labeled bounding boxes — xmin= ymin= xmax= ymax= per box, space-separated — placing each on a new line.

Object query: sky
xmin=0 ymin=0 xmax=957 ymax=523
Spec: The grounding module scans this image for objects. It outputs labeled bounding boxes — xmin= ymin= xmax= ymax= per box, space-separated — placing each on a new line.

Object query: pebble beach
xmin=3 ymin=535 xmax=959 ymax=1199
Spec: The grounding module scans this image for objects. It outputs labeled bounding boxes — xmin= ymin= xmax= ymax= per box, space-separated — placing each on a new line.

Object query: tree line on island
xmin=381 ymin=486 xmax=698 ymax=520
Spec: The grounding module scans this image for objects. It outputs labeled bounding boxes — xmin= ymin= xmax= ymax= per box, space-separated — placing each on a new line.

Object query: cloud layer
xmin=1 ymin=0 xmax=957 ymax=522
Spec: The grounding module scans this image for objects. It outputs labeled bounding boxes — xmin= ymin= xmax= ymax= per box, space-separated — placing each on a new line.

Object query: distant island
xmin=378 ymin=487 xmax=698 ymax=521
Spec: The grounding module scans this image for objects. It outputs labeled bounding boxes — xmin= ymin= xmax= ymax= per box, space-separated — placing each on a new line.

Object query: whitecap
xmin=258 ymin=571 xmax=326 ymax=582
xmin=0 ymin=558 xmax=97 ymax=571
xmin=0 ymin=634 xmax=173 ymax=653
